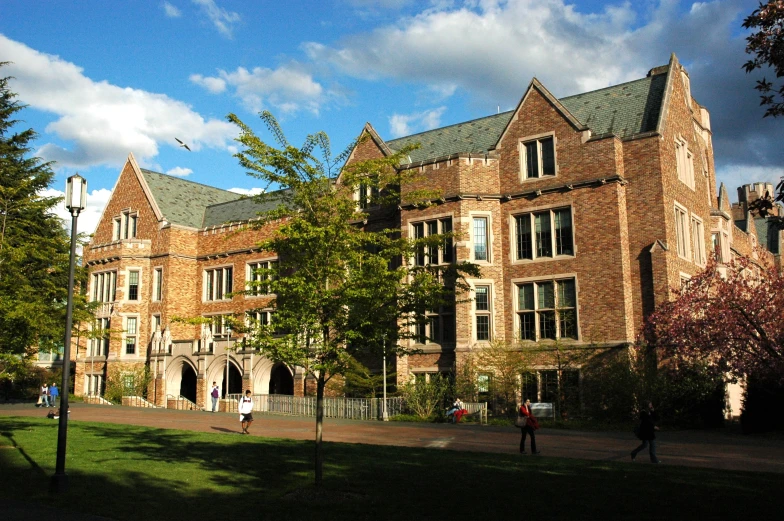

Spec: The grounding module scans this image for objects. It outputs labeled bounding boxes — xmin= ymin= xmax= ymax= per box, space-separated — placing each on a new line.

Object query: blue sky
xmin=1 ymin=0 xmax=781 ymax=234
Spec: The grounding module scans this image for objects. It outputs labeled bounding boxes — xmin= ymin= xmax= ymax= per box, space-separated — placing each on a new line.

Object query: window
xmin=90 ymin=317 xmax=110 ymax=356
xmin=515 ymin=208 xmax=573 ymax=260
xmin=247 ymin=260 xmax=277 ymax=296
xmin=91 ymin=271 xmax=117 ymax=302
xmin=411 ymin=217 xmax=453 ymax=266
xmin=474 ymin=285 xmax=492 ymax=341
xmin=127 ymin=270 xmax=139 ymax=301
xmin=125 ymin=317 xmax=137 ymax=355
xmin=153 ymin=268 xmax=163 ymax=301
xmin=207 ymin=314 xmax=233 ymax=337
xmin=152 ymin=314 xmax=161 ymax=334
xmin=473 ymin=216 xmax=489 ymax=261
xmin=414 ymin=304 xmax=455 ymax=345
xmin=123 ymin=374 xmax=135 ymax=393
xmin=691 ymin=216 xmax=706 ymax=266
xmin=477 ymin=374 xmax=491 ymax=394
xmin=86 ymin=374 xmax=104 ymax=396
xmin=516 ymin=278 xmax=577 ymax=341
xmin=674 ymin=205 xmax=690 ymax=259
xmin=112 ymin=218 xmax=121 ymax=240
xmin=675 ymin=137 xmax=695 ymax=189
xmin=114 ymin=210 xmax=138 ymax=240
xmin=357 ymin=179 xmax=380 ymax=209
xmin=520 ymin=136 xmax=556 ymax=179
xmin=205 ymin=266 xmax=234 ymax=301
xmin=246 ymin=309 xmax=272 ymax=329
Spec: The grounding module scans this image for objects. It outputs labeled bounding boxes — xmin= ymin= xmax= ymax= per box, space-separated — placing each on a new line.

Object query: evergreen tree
xmin=0 ymin=64 xmax=83 ymax=379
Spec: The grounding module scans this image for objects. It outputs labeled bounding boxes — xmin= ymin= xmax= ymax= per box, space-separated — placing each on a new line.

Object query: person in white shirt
xmin=238 ymin=390 xmax=254 ymax=434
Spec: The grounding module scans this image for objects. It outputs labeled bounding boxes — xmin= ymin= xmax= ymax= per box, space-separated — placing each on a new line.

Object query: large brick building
xmin=76 ymin=54 xmax=781 ymax=410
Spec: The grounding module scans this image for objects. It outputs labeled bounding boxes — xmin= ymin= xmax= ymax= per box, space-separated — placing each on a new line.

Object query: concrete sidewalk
xmin=2 ymin=402 xmax=783 ymax=474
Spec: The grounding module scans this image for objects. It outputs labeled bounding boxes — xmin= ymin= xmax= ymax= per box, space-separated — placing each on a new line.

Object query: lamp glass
xmin=65 ymin=174 xmax=87 ymax=211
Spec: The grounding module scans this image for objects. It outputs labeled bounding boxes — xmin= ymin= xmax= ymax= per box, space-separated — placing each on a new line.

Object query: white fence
xmin=227 ymin=394 xmax=404 ymax=421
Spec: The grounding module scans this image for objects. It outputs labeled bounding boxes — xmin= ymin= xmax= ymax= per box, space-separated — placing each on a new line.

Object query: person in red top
xmin=518 ymin=399 xmax=541 ymax=454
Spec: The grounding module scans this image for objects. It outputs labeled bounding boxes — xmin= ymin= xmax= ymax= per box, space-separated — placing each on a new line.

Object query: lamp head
xmin=65 ymin=174 xmax=87 ymax=214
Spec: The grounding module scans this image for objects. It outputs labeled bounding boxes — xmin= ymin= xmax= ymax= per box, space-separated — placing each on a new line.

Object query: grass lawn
xmin=1 ymin=416 xmax=782 ymax=521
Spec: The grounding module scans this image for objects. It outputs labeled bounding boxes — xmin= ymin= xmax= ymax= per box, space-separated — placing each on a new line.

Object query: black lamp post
xmin=52 ymin=173 xmax=86 ymax=493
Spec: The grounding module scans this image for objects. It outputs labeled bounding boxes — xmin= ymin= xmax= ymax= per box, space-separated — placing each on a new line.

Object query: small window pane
xmin=541 ymin=137 xmax=555 ymax=176
xmin=539 ymin=311 xmax=556 ymax=339
xmin=473 ymin=217 xmax=488 ymax=261
xmin=441 ymin=218 xmax=453 ymax=263
xmin=518 ymin=284 xmax=534 ymax=310
xmin=535 ymin=212 xmax=552 ymax=258
xmin=475 ymin=286 xmax=489 ymax=311
xmin=559 ymin=309 xmax=578 ymax=339
xmin=525 ymin=141 xmax=539 ymax=178
xmin=557 ymin=279 xmax=576 ymax=308
xmin=516 ymin=215 xmax=532 ymax=260
xmin=519 ymin=313 xmax=535 ymax=340
xmin=554 ymin=208 xmax=573 ymax=255
xmin=538 ymin=282 xmax=555 ymax=309
xmin=476 ymin=315 xmax=490 ymax=341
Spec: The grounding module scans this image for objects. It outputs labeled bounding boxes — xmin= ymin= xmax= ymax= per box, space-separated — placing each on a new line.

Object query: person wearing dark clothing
xmin=631 ymin=402 xmax=660 ymax=463
xmin=518 ymin=399 xmax=541 ymax=454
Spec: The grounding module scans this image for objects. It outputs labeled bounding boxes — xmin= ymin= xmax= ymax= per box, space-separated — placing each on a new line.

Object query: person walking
xmin=210 ymin=382 xmax=220 ymax=412
xmin=238 ymin=390 xmax=254 ymax=434
xmin=40 ymin=384 xmax=49 ymax=408
xmin=518 ymin=399 xmax=541 ymax=454
xmin=49 ymin=383 xmax=59 ymax=408
xmin=631 ymin=402 xmax=661 ymax=463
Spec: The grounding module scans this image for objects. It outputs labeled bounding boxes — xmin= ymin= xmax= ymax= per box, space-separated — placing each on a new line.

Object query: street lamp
xmin=52 ymin=174 xmax=86 ymax=492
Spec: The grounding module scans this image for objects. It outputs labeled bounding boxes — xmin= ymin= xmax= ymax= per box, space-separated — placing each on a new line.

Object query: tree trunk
xmin=315 ymin=371 xmax=325 ymax=486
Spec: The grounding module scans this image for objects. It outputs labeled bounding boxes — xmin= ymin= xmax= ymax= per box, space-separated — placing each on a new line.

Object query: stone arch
xmin=206 ymin=356 xmax=243 ymax=398
xmin=165 ymin=356 xmax=199 ymax=400
xmin=269 ymin=362 xmax=294 ymax=395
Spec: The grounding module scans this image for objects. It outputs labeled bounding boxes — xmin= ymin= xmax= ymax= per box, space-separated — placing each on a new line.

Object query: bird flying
xmin=175 ymin=137 xmax=191 ymax=151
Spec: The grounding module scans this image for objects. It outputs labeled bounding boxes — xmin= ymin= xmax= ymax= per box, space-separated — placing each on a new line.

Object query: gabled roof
xmin=140 ymin=169 xmax=242 ymax=228
xmin=202 ymin=191 xmax=287 ymax=228
xmin=384 ymin=64 xmax=669 ymax=164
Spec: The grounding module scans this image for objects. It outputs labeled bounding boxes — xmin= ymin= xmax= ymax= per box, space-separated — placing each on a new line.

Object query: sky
xmin=1 ymin=0 xmax=782 ymax=236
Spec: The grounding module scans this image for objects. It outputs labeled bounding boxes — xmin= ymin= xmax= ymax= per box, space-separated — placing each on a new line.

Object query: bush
xmin=104 ymin=365 xmax=151 ymax=404
xmin=400 ymin=375 xmax=452 ymax=419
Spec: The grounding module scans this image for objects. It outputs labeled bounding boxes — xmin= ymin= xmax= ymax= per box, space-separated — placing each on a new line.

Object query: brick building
xmin=76 ymin=54 xmax=779 ymax=410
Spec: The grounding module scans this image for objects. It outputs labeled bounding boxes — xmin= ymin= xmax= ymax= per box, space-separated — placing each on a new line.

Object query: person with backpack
xmin=238 ymin=390 xmax=254 ymax=434
xmin=210 ymin=382 xmax=220 ymax=412
xmin=631 ymin=402 xmax=661 ymax=463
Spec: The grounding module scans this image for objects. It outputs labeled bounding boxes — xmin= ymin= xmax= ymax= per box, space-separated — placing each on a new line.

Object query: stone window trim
xmin=673 ymin=202 xmax=691 ymax=261
xmin=203 ymin=264 xmax=235 ymax=302
xmin=91 ymin=269 xmax=117 ymax=303
xmin=518 ymin=131 xmax=558 ymax=182
xmin=112 ymin=208 xmax=139 ymax=241
xmin=469 ymin=211 xmax=493 ymax=264
xmin=468 ymin=279 xmax=495 ymax=343
xmin=675 ymin=135 xmax=695 ymax=190
xmin=152 ymin=267 xmax=163 ymax=302
xmin=511 ymin=273 xmax=580 ymax=342
xmin=123 ymin=267 xmax=142 ymax=303
xmin=679 ymin=272 xmax=692 ymax=292
xmin=121 ymin=314 xmax=140 ymax=357
xmin=509 ymin=204 xmax=575 ymax=264
xmin=690 ymin=214 xmax=706 ymax=267
xmin=246 ymin=258 xmax=278 ymax=298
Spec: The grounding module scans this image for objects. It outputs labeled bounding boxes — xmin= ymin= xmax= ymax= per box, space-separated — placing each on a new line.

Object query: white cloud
xmin=166 ymin=166 xmax=193 ymax=177
xmin=191 ymin=64 xmax=326 ymax=114
xmin=228 ymin=187 xmax=265 ymax=196
xmin=0 ymin=35 xmax=238 ymax=170
xmin=389 ymin=107 xmax=446 ymax=137
xmin=192 ymin=0 xmax=241 ymax=38
xmin=43 ymin=187 xmax=113 ymax=236
xmin=162 ymin=2 xmax=182 ymax=17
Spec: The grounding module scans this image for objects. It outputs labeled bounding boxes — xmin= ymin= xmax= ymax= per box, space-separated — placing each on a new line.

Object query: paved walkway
xmin=2 ymin=402 xmax=784 ymax=474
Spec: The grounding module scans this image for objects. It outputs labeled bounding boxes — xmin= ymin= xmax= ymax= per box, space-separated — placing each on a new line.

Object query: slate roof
xmin=202 ymin=191 xmax=288 ymax=228
xmin=386 ymin=68 xmax=668 ymax=164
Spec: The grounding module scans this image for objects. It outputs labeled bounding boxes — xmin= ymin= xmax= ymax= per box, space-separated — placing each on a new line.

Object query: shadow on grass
xmin=0 ymin=417 xmax=783 ymax=521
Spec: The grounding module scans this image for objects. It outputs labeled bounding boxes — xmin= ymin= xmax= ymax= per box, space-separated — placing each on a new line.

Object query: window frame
xmin=673 ymin=202 xmax=691 ymax=260
xmin=675 ymin=136 xmax=695 ymax=189
xmin=91 ymin=270 xmax=117 ymax=303
xmin=470 ymin=212 xmax=492 ymax=264
xmin=123 ymin=315 xmax=139 ymax=356
xmin=690 ymin=215 xmax=706 ymax=266
xmin=471 ymin=282 xmax=493 ymax=343
xmin=152 ymin=267 xmax=163 ymax=302
xmin=512 ymin=206 xmax=574 ymax=262
xmin=126 ymin=268 xmax=141 ymax=302
xmin=519 ymin=132 xmax=557 ymax=180
xmin=409 ymin=215 xmax=454 ymax=267
xmin=513 ymin=275 xmax=579 ymax=342
xmin=203 ymin=265 xmax=234 ymax=302
xmin=246 ymin=259 xmax=278 ymax=298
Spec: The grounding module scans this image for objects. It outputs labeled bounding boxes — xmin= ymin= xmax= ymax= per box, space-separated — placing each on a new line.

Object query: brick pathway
xmin=2 ymin=402 xmax=783 ymax=474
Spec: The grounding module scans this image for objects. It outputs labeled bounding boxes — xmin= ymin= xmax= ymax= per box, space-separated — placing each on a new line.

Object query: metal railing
xmin=166 ymin=395 xmax=199 ymax=410
xmin=226 ymin=394 xmax=404 ymax=421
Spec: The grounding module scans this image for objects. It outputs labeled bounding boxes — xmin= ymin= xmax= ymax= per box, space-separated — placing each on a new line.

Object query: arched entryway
xmin=269 ymin=363 xmax=294 ymax=395
xmin=180 ymin=364 xmax=197 ymax=403
xmin=223 ymin=362 xmax=243 ymax=397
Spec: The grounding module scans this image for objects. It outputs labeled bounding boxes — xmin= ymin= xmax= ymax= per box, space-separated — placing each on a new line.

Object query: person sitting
xmin=447 ymin=398 xmax=467 ymax=423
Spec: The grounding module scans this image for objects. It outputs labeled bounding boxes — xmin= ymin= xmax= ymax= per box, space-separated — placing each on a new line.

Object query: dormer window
xmin=520 ymin=134 xmax=556 ymax=180
xmin=113 ymin=210 xmax=138 ymax=240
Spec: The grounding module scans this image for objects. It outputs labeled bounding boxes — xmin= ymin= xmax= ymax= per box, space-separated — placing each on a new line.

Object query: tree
xmin=743 ymin=1 xmax=784 ymax=118
xmin=644 ymin=257 xmax=784 ymax=385
xmin=229 ymin=111 xmax=478 ymax=486
xmin=471 ymin=340 xmax=531 ymax=416
xmin=0 ymin=65 xmax=87 ymax=373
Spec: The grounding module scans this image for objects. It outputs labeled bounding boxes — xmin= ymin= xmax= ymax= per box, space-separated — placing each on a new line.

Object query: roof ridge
xmin=140 ymin=168 xmax=242 ymax=197
xmin=387 ymin=110 xmax=514 ymax=144
xmin=559 ymin=72 xmax=662 ymax=102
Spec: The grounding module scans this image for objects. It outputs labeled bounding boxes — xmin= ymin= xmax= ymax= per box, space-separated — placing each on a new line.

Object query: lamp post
xmin=52 ymin=174 xmax=87 ymax=492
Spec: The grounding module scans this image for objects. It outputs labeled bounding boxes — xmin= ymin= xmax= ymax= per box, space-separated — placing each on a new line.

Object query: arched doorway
xmin=269 ymin=363 xmax=294 ymax=395
xmin=222 ymin=362 xmax=243 ymax=398
xmin=180 ymin=364 xmax=197 ymax=403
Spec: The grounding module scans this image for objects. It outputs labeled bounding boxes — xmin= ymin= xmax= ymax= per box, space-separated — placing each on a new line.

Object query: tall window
xmin=205 ymin=266 xmax=233 ymax=301
xmin=691 ymin=216 xmax=706 ymax=266
xmin=127 ymin=270 xmax=139 ymax=301
xmin=411 ymin=217 xmax=453 ymax=266
xmin=92 ymin=271 xmax=117 ymax=302
xmin=207 ymin=314 xmax=233 ymax=337
xmin=515 ymin=208 xmax=573 ymax=260
xmin=153 ymin=268 xmax=163 ymax=301
xmin=521 ymin=136 xmax=556 ymax=179
xmin=247 ymin=260 xmax=277 ymax=296
xmin=114 ymin=210 xmax=138 ymax=240
xmin=414 ymin=303 xmax=455 ymax=345
xmin=357 ymin=179 xmax=380 ymax=209
xmin=90 ymin=317 xmax=110 ymax=356
xmin=473 ymin=217 xmax=489 ymax=261
xmin=125 ymin=317 xmax=137 ymax=355
xmin=517 ymin=278 xmax=577 ymax=341
xmin=474 ymin=285 xmax=491 ymax=341
xmin=675 ymin=137 xmax=695 ymax=189
xmin=674 ymin=205 xmax=690 ymax=259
